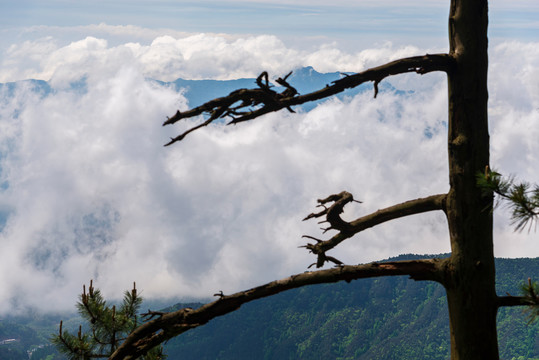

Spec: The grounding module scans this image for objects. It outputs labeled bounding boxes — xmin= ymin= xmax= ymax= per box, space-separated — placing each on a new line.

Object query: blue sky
xmin=2 ymin=1 xmax=538 ymax=51
xmin=0 ymin=1 xmax=538 ymax=313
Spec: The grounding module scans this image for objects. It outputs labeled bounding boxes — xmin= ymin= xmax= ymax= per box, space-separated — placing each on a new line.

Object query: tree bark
xmin=445 ymin=1 xmax=498 ymax=359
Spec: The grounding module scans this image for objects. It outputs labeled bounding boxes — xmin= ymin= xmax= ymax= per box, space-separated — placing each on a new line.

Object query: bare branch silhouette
xmin=163 ymin=54 xmax=454 ymax=146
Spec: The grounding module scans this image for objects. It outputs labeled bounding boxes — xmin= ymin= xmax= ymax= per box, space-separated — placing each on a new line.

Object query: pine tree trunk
xmin=445 ymin=1 xmax=499 ymax=359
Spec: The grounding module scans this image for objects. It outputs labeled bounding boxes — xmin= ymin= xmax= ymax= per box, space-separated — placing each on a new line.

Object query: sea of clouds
xmin=0 ymin=31 xmax=537 ymax=314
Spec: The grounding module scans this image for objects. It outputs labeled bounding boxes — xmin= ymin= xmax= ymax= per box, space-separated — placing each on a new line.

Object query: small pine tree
xmin=52 ymin=281 xmax=166 ymax=360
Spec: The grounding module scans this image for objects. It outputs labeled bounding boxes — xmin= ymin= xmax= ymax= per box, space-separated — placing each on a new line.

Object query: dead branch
xmin=496 ymin=295 xmax=532 ymax=308
xmin=163 ymin=53 xmax=455 ymax=146
xmin=302 ymin=193 xmax=447 ymax=267
xmin=303 ymin=191 xmax=361 ymax=233
xmin=109 ymin=258 xmax=446 ymax=360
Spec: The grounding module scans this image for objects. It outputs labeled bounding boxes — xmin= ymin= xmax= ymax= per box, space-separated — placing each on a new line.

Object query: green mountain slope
xmin=2 ymin=255 xmax=537 ymax=360
xmin=162 ymin=255 xmax=539 ymax=360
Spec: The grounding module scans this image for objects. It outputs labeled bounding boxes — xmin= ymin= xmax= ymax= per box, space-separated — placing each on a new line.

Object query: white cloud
xmin=0 ymin=62 xmax=185 ymax=312
xmin=0 ymin=33 xmax=435 ymax=83
xmin=0 ymin=34 xmax=537 ymax=314
xmin=487 ymin=41 xmax=539 ymax=256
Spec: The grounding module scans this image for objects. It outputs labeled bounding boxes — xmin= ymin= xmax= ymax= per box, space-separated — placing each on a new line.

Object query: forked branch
xmin=302 ymin=193 xmax=447 ymax=267
xmin=109 ymin=258 xmax=446 ymax=360
xmin=303 ymin=191 xmax=362 ymax=233
xmin=163 ymin=53 xmax=455 ymax=146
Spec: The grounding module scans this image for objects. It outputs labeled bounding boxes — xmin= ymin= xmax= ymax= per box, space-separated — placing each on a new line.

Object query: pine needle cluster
xmin=520 ymin=278 xmax=539 ymax=324
xmin=477 ymin=167 xmax=539 ymax=232
xmin=478 ymin=168 xmax=539 ymax=322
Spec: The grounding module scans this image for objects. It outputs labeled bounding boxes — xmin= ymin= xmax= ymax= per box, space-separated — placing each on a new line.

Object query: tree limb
xmin=496 ymin=295 xmax=530 ymax=308
xmin=110 ymin=258 xmax=447 ymax=360
xmin=302 ymin=193 xmax=447 ymax=267
xmin=163 ymin=53 xmax=455 ymax=146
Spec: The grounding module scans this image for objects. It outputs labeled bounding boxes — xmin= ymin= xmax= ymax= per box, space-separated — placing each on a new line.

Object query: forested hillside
xmin=1 ymin=255 xmax=537 ymax=359
xmin=162 ymin=255 xmax=539 ymax=360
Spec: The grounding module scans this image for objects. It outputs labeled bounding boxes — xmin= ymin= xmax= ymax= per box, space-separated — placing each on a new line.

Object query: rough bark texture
xmin=445 ymin=0 xmax=498 ymax=359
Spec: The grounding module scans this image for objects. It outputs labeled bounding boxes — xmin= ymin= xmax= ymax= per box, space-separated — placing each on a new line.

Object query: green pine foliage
xmin=477 ymin=167 xmax=539 ymax=232
xmin=51 ymin=281 xmax=166 ymax=360
xmin=520 ymin=279 xmax=539 ymax=324
xmin=477 ymin=168 xmax=539 ymax=325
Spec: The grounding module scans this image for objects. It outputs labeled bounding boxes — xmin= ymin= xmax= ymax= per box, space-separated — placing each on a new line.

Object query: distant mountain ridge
xmin=0 ymin=66 xmax=397 ymax=113
xmin=158 ymin=66 xmax=390 ymax=111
